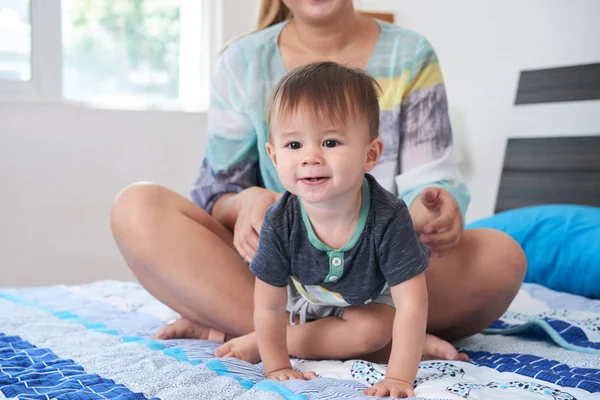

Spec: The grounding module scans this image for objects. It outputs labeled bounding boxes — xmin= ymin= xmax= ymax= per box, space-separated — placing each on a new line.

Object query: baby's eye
xmin=323 ymin=140 xmax=339 ymax=148
xmin=286 ymin=141 xmax=302 ymax=150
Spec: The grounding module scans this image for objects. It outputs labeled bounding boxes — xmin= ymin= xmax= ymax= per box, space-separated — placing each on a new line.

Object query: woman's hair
xmin=256 ymin=0 xmax=292 ymax=31
xmin=267 ymin=62 xmax=381 ymax=141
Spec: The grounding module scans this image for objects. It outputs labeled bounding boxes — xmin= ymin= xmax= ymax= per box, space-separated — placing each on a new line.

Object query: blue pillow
xmin=467 ymin=205 xmax=600 ymax=299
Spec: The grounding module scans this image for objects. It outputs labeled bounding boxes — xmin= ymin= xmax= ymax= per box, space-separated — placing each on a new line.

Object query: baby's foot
xmin=214 ymin=331 xmax=261 ymax=363
xmin=422 ymin=333 xmax=470 ymax=362
xmin=153 ymin=318 xmax=225 ymax=341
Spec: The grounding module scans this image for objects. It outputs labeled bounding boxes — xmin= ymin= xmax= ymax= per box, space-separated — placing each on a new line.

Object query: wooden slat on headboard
xmin=495 ymin=136 xmax=600 ymax=213
xmin=361 ymin=11 xmax=394 ymax=23
xmin=515 ymin=63 xmax=600 ymax=105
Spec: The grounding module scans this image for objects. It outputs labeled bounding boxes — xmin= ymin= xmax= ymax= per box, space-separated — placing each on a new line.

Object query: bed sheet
xmin=1 ymin=281 xmax=598 ymax=399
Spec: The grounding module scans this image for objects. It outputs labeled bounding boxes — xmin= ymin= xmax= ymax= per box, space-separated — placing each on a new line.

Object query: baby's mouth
xmin=301 ymin=177 xmax=329 ymax=184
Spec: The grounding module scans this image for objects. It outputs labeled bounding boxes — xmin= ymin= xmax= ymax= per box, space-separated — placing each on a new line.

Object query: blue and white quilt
xmin=1 ymin=281 xmax=598 ymax=399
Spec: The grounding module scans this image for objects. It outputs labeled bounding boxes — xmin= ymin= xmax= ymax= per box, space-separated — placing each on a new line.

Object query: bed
xmin=3 ymin=68 xmax=600 ymax=399
xmin=1 ymin=277 xmax=599 ymax=400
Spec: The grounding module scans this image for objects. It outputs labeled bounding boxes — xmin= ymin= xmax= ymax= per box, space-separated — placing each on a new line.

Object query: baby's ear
xmin=364 ymin=137 xmax=383 ymax=172
xmin=266 ymin=142 xmax=278 ymax=167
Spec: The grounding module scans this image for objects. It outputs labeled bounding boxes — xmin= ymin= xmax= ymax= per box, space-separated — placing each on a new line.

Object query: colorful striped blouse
xmin=192 ymin=19 xmax=470 ymax=218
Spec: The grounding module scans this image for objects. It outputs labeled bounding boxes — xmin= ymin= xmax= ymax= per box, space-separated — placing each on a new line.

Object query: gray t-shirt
xmin=250 ymin=174 xmax=430 ymax=306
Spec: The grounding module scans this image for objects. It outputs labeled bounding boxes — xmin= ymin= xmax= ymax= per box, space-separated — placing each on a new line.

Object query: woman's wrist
xmin=234 ymin=186 xmax=263 ymax=210
xmin=211 ymin=193 xmax=237 ymax=230
xmin=237 ymin=187 xmax=280 ymax=210
xmin=212 ymin=187 xmax=279 ymax=231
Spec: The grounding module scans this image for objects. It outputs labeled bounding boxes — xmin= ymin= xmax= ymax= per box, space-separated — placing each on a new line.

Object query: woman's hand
xmin=363 ymin=378 xmax=414 ymax=398
xmin=234 ymin=187 xmax=281 ymax=262
xmin=266 ymin=368 xmax=317 ymax=381
xmin=410 ymin=188 xmax=462 ymax=258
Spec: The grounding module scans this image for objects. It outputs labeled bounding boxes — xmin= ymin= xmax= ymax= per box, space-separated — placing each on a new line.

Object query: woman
xmin=110 ymin=0 xmax=526 ymax=363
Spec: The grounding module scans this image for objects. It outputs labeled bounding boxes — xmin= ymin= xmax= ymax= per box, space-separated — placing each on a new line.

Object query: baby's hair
xmin=267 ymin=62 xmax=381 ymax=141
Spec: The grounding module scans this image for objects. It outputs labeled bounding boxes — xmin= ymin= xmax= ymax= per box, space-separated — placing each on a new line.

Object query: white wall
xmin=222 ymin=0 xmax=259 ymax=45
xmin=0 ymin=1 xmax=259 ymax=287
xmin=0 ymin=104 xmax=206 ymax=286
xmin=361 ymin=0 xmax=600 ymax=221
xmin=2 ymin=0 xmax=600 ymax=286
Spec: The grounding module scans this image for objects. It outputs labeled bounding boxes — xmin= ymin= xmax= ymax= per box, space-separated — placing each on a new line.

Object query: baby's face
xmin=266 ymin=104 xmax=379 ymax=204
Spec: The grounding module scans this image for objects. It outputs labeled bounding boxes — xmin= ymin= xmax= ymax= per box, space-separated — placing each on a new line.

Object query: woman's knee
xmin=110 ymin=183 xmax=175 ymax=240
xmin=469 ymin=229 xmax=527 ymax=302
xmin=111 ymin=183 xmax=234 ymax=257
xmin=425 ymin=229 xmax=527 ymax=339
xmin=487 ymin=229 xmax=527 ymax=288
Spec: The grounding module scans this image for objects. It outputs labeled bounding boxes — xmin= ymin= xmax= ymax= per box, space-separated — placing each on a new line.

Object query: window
xmin=0 ymin=0 xmax=221 ymax=111
xmin=0 ymin=0 xmax=31 ymax=81
xmin=63 ymin=0 xmax=180 ymax=107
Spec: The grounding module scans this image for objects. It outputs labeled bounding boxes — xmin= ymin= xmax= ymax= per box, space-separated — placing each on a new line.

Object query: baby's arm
xmin=388 ymin=272 xmax=428 ymax=379
xmin=254 ymin=278 xmax=316 ymax=381
xmin=365 ymin=273 xmax=427 ymax=398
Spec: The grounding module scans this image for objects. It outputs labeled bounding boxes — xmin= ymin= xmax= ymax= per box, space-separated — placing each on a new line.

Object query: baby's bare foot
xmin=422 ymin=333 xmax=470 ymax=361
xmin=153 ymin=318 xmax=225 ymax=341
xmin=214 ymin=331 xmax=261 ymax=363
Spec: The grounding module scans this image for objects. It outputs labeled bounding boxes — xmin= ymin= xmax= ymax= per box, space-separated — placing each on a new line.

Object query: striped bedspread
xmin=1 ymin=281 xmax=598 ymax=399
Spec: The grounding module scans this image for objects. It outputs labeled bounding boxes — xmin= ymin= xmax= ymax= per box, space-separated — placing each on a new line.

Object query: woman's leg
xmin=216 ymin=303 xmax=395 ymax=362
xmin=425 ymin=228 xmax=527 ymax=341
xmin=111 ymin=185 xmax=525 ymax=352
xmin=214 ymin=303 xmax=469 ymax=364
xmin=110 ymin=183 xmax=255 ymax=338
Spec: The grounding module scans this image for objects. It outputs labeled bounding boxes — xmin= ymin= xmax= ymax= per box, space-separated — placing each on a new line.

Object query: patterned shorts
xmin=285 ymin=284 xmax=395 ymax=326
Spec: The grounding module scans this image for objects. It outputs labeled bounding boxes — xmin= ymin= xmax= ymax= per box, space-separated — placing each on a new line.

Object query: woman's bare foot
xmin=153 ymin=318 xmax=226 ymax=342
xmin=214 ymin=332 xmax=469 ymax=364
xmin=214 ymin=331 xmax=260 ymax=362
xmin=422 ymin=334 xmax=470 ymax=362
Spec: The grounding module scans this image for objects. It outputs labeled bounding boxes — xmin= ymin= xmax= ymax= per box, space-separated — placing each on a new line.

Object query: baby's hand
xmin=363 ymin=378 xmax=415 ymax=398
xmin=266 ymin=368 xmax=317 ymax=381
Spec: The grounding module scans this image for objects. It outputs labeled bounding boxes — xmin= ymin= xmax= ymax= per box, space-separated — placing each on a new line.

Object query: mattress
xmin=1 ymin=281 xmax=598 ymax=399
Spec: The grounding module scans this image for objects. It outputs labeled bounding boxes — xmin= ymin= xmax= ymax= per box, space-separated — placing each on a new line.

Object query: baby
xmin=247 ymin=62 xmax=430 ymax=398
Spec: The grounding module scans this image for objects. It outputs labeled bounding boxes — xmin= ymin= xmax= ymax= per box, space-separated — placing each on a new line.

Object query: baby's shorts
xmin=286 ymin=284 xmax=395 ymax=326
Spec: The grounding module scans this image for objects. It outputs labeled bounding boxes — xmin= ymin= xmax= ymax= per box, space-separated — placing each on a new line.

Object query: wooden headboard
xmin=495 ymin=136 xmax=600 ymax=213
xmin=495 ymin=62 xmax=600 ymax=213
xmin=361 ymin=11 xmax=394 ymax=23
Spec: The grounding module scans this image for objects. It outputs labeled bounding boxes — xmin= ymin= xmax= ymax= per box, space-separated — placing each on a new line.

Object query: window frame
xmin=0 ymin=0 xmax=222 ymax=112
